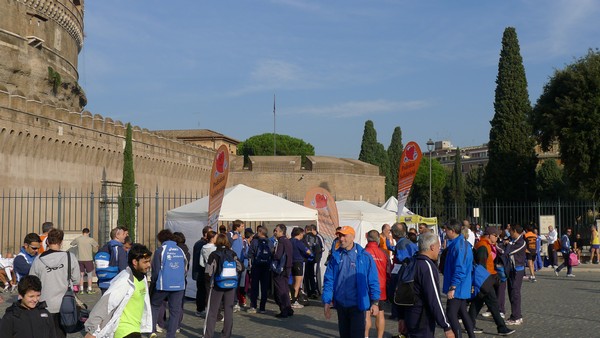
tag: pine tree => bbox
[386,127,403,199]
[118,123,136,240]
[484,27,537,202]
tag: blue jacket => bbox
[394,237,418,263]
[561,234,571,253]
[14,247,37,281]
[322,243,380,311]
[152,240,187,291]
[442,235,473,299]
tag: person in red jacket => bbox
[364,230,390,338]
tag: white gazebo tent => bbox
[165,184,318,297]
[381,196,414,215]
[336,200,397,247]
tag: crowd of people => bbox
[0,219,595,338]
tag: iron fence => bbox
[0,187,204,253]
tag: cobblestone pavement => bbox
[1,266,599,337]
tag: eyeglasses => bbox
[29,246,40,250]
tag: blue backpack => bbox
[94,244,119,287]
[214,250,239,289]
[254,238,272,266]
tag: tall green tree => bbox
[386,127,403,199]
[409,157,447,217]
[536,160,566,200]
[118,123,136,240]
[446,149,466,219]
[358,120,389,177]
[531,49,600,200]
[465,165,485,205]
[484,27,537,202]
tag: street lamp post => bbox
[427,139,434,217]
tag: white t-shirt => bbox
[467,229,476,247]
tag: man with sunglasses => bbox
[14,233,42,281]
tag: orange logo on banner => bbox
[304,187,339,246]
[208,145,230,230]
[397,141,423,216]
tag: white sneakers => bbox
[567,274,575,277]
[291,301,304,309]
[505,318,523,326]
[233,304,241,312]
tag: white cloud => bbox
[285,99,430,118]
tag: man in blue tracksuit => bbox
[150,229,187,338]
[443,219,475,338]
[98,226,129,293]
[322,226,380,338]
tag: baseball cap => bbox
[484,227,499,236]
[336,226,355,236]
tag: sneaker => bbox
[155,325,164,333]
[505,318,523,326]
[217,314,224,322]
[247,307,257,314]
[149,334,158,338]
[473,327,484,334]
[291,301,304,309]
[176,329,181,333]
[529,276,537,282]
[498,327,515,336]
[554,269,559,276]
[233,304,241,313]
[86,289,96,294]
[481,311,492,318]
[78,290,85,295]
[567,274,575,277]
[500,312,505,319]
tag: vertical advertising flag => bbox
[304,187,339,249]
[208,145,230,230]
[397,141,423,217]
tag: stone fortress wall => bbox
[0,0,385,252]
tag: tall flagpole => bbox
[273,94,276,156]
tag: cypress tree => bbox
[118,123,136,240]
[386,127,403,199]
[447,148,466,219]
[359,120,379,164]
[484,27,537,202]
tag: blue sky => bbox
[80,0,600,158]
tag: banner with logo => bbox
[208,145,230,230]
[397,141,423,217]
[304,187,339,246]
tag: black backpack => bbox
[254,239,272,266]
[59,253,89,333]
[393,257,418,306]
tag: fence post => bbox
[155,187,159,249]
[90,189,95,237]
[57,188,62,228]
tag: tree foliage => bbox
[358,120,389,177]
[409,157,447,217]
[118,123,136,240]
[484,27,537,202]
[386,127,403,199]
[536,160,566,201]
[446,149,466,219]
[465,165,485,205]
[531,49,600,199]
[237,133,315,159]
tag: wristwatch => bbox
[371,300,379,307]
[449,286,456,291]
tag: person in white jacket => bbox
[84,244,153,338]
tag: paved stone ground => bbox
[1,265,599,337]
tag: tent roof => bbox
[166,184,317,222]
[381,196,414,215]
[336,200,397,224]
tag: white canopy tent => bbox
[336,200,397,247]
[381,196,414,215]
[165,184,318,297]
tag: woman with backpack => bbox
[203,233,244,338]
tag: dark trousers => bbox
[507,269,524,320]
[196,267,206,312]
[150,290,185,338]
[469,275,507,331]
[123,333,142,338]
[250,265,270,310]
[303,261,317,296]
[548,244,558,267]
[496,280,506,313]
[337,305,366,338]
[273,272,291,313]
[556,251,573,274]
[204,287,235,338]
[446,298,475,338]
